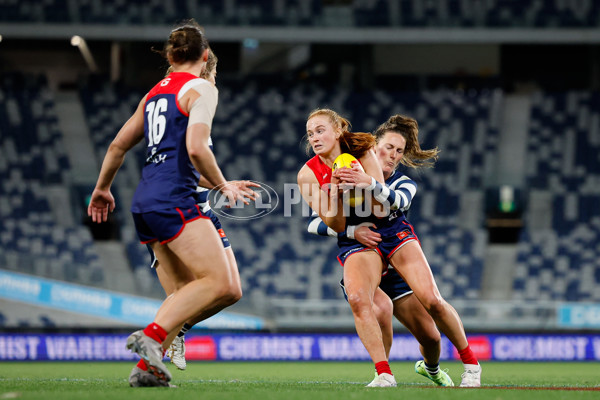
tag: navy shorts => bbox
[379,267,413,300]
[132,204,210,245]
[337,221,419,267]
[145,208,230,268]
[340,267,413,302]
[206,209,231,249]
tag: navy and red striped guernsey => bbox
[131,72,217,213]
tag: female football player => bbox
[298,108,397,387]
[307,114,453,387]
[126,49,258,386]
[298,109,481,387]
[88,20,253,386]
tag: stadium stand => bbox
[75,75,496,304]
[3,71,598,321]
[0,73,105,290]
[514,91,600,301]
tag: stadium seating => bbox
[77,75,496,303]
[0,73,105,288]
[514,221,600,302]
[514,91,600,301]
[16,70,600,312]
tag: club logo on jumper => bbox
[146,147,166,164]
[209,180,279,220]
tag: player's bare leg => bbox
[127,219,241,384]
[157,245,242,371]
[344,252,396,387]
[389,241,480,386]
[151,219,241,332]
[372,288,394,357]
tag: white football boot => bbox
[366,373,397,387]
[459,364,481,387]
[167,335,187,370]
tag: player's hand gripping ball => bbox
[333,153,365,207]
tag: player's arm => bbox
[387,175,417,212]
[335,150,415,212]
[197,175,213,189]
[183,83,252,205]
[197,176,259,201]
[307,212,381,248]
[335,149,389,215]
[306,211,362,239]
[187,122,250,205]
[307,211,339,237]
[297,165,345,233]
[88,95,147,223]
[184,85,226,188]
[186,123,233,190]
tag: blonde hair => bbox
[374,114,439,169]
[201,49,218,79]
[306,108,375,159]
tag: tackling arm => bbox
[297,165,346,233]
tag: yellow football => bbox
[332,153,364,207]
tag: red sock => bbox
[458,345,478,366]
[143,322,168,344]
[136,359,148,371]
[375,361,392,376]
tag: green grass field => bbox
[0,361,598,400]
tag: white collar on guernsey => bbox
[177,77,212,100]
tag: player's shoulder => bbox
[302,155,325,176]
[297,163,312,182]
[298,162,322,186]
[182,77,216,93]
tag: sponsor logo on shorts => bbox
[397,230,410,240]
[343,247,364,259]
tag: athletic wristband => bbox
[346,225,356,239]
[366,177,377,191]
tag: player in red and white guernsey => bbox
[298,110,481,387]
[88,21,252,387]
[298,109,397,387]
[308,115,454,387]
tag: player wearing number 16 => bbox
[87,19,253,386]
